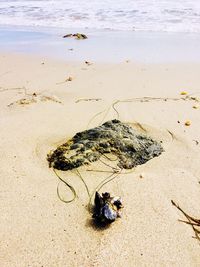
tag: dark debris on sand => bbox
[63,33,88,39]
[47,119,164,171]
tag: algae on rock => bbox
[47,120,163,171]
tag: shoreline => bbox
[1,25,200,63]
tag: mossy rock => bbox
[47,120,163,171]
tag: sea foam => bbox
[0,0,200,33]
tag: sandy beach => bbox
[1,49,200,267]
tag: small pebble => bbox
[193,105,199,109]
[180,91,188,95]
[185,121,191,126]
[66,76,73,81]
[85,61,92,65]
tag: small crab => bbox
[93,192,123,224]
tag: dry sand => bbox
[1,53,200,266]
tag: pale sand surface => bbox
[1,53,200,266]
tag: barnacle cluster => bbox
[93,192,123,223]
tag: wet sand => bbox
[1,26,200,63]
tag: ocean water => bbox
[0,0,200,33]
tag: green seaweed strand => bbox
[53,168,77,203]
[74,169,90,198]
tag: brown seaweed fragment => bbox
[63,33,88,39]
[75,98,102,103]
[47,120,163,171]
[85,61,92,65]
[8,93,62,107]
[171,200,200,241]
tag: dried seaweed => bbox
[63,33,88,39]
[111,95,200,119]
[0,71,12,77]
[56,76,73,85]
[75,98,102,103]
[171,200,200,242]
[8,94,62,107]
[0,86,28,94]
[0,86,62,106]
[77,95,200,128]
